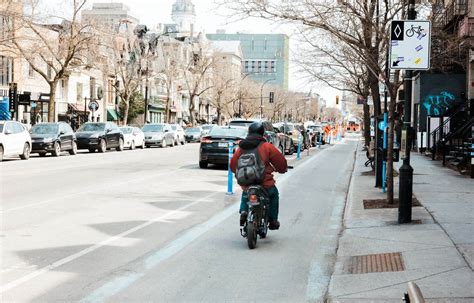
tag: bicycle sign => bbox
[389,20,431,70]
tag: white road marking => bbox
[0,191,222,294]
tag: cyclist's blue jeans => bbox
[240,186,279,220]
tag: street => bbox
[1,138,358,302]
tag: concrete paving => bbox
[1,135,356,302]
[328,141,474,302]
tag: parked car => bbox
[0,120,32,161]
[30,122,77,157]
[228,119,280,150]
[76,122,124,153]
[273,125,294,155]
[307,124,325,145]
[296,124,311,149]
[201,124,215,136]
[120,126,145,150]
[171,124,186,145]
[199,126,248,169]
[143,123,174,148]
[184,127,203,143]
[274,122,303,150]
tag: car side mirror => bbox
[60,130,66,135]
[5,129,12,135]
[165,129,169,133]
[106,128,112,133]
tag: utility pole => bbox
[260,79,274,119]
[399,0,416,224]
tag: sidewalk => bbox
[327,141,473,302]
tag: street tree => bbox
[221,0,405,203]
[183,37,216,125]
[9,0,93,122]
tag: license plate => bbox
[218,142,228,148]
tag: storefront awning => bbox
[107,108,120,121]
[148,104,165,112]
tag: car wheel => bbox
[174,139,178,146]
[116,138,124,151]
[98,139,106,153]
[130,140,136,150]
[20,143,30,160]
[52,142,61,157]
[39,152,47,157]
[161,140,166,148]
[69,141,78,155]
[199,160,208,169]
[141,140,145,149]
[0,145,4,162]
[181,138,185,145]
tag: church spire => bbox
[171,0,196,34]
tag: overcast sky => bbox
[44,0,339,106]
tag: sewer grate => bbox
[346,252,405,274]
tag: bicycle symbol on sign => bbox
[406,25,424,37]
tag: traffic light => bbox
[336,95,340,105]
[269,91,274,103]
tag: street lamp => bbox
[260,78,275,119]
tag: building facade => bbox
[207,32,290,90]
[81,2,139,32]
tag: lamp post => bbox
[260,78,275,119]
[237,73,253,117]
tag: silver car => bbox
[143,124,175,148]
[170,124,186,146]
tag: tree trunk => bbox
[123,98,130,125]
[368,70,381,117]
[165,94,171,123]
[189,94,196,126]
[363,98,371,147]
[48,82,57,122]
[386,90,397,204]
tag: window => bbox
[0,56,13,86]
[251,61,256,72]
[264,61,270,73]
[271,61,276,73]
[76,83,83,103]
[29,63,34,77]
[47,64,52,80]
[12,121,24,134]
[257,61,262,73]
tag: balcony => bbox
[443,0,467,28]
[458,17,474,37]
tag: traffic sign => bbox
[389,20,431,70]
[88,100,99,111]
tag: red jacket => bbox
[230,135,287,189]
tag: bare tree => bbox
[183,38,215,125]
[221,0,405,203]
[9,0,93,122]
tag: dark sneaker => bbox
[240,212,248,226]
[269,219,280,230]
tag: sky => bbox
[44,0,340,107]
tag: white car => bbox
[119,126,145,150]
[0,120,32,161]
[171,124,186,145]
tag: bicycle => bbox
[406,25,423,37]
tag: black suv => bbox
[75,122,124,153]
[228,119,280,149]
[30,122,77,157]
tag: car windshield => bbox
[202,125,213,130]
[78,123,106,132]
[229,121,253,127]
[208,127,248,138]
[143,124,164,132]
[171,125,177,130]
[31,124,59,134]
[186,128,201,133]
[120,128,133,134]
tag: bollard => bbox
[297,134,302,160]
[318,132,322,149]
[403,282,425,303]
[226,141,234,195]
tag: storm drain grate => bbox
[346,252,405,274]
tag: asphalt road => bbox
[0,136,359,302]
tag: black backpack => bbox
[235,143,266,186]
